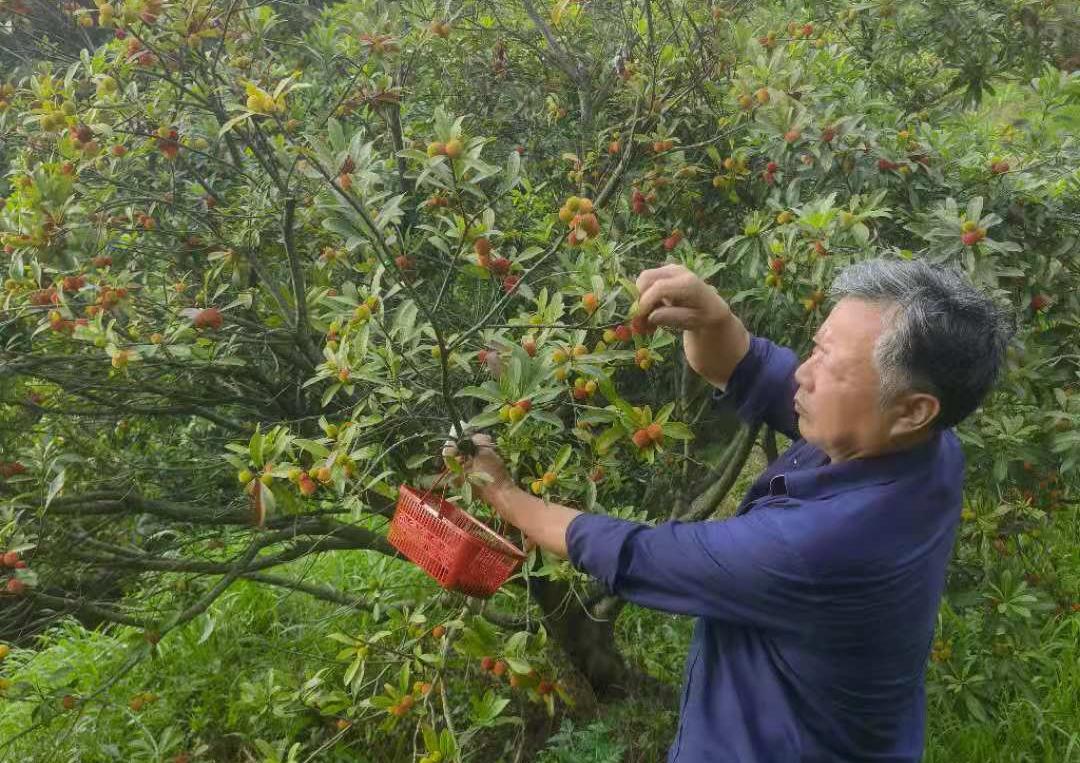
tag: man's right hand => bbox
[636,264,751,389]
[635,264,733,331]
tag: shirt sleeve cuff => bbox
[566,513,643,591]
[712,334,765,408]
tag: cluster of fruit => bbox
[389,680,432,717]
[0,461,26,479]
[0,642,11,693]
[630,188,655,215]
[530,470,558,495]
[478,655,558,695]
[631,423,665,450]
[155,126,180,160]
[128,690,160,712]
[2,550,28,595]
[426,138,464,159]
[497,398,532,423]
[960,220,986,247]
[558,196,600,247]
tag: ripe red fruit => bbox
[784,128,801,143]
[990,160,1010,175]
[501,275,520,294]
[631,429,652,449]
[802,23,813,36]
[60,275,84,292]
[537,680,554,695]
[394,254,414,271]
[474,238,491,258]
[614,324,632,342]
[62,695,77,710]
[766,161,779,173]
[490,256,510,275]
[1030,294,1049,312]
[960,229,985,246]
[608,140,620,155]
[515,399,532,412]
[646,423,664,443]
[477,349,489,365]
[821,127,836,143]
[581,293,599,314]
[298,474,317,496]
[480,656,495,671]
[493,660,507,677]
[5,578,26,595]
[877,158,897,171]
[3,552,20,567]
[663,230,683,251]
[630,314,654,336]
[431,625,446,638]
[769,258,784,274]
[193,307,223,330]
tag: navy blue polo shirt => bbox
[567,336,964,762]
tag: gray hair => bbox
[829,258,1015,429]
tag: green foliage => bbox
[0,0,1078,760]
[538,719,626,763]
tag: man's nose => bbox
[794,360,811,390]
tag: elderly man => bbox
[463,258,1013,762]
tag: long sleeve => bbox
[566,509,813,633]
[712,335,800,440]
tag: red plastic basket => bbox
[388,484,526,598]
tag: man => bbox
[459,258,1013,762]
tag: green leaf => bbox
[552,444,573,472]
[663,422,694,440]
[219,111,254,136]
[594,426,624,455]
[292,438,330,459]
[505,656,531,674]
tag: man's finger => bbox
[635,263,685,297]
[638,272,693,317]
[647,305,698,330]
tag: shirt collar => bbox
[783,430,945,499]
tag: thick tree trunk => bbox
[530,577,628,701]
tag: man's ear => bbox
[890,393,940,436]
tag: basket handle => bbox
[418,468,454,517]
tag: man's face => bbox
[793,298,896,461]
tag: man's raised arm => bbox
[637,265,800,439]
[636,264,752,390]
